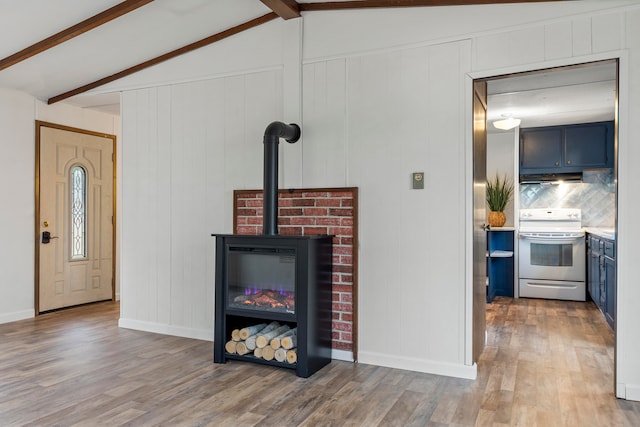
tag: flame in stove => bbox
[244,285,294,299]
[235,285,295,310]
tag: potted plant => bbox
[486,173,514,227]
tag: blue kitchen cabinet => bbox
[587,232,615,330]
[487,229,514,303]
[603,240,616,329]
[520,128,563,171]
[520,121,614,175]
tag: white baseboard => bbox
[624,383,640,401]
[358,351,477,380]
[332,349,354,362]
[118,318,213,342]
[0,309,35,325]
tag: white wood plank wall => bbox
[119,70,283,340]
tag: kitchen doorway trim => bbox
[465,50,627,398]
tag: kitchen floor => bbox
[480,296,628,425]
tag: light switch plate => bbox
[412,172,424,189]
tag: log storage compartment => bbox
[213,234,333,378]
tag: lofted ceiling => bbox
[0,0,582,117]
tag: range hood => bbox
[519,172,583,184]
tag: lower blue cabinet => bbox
[487,229,514,303]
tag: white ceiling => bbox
[0,1,618,124]
[487,60,617,133]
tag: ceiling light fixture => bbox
[493,115,521,130]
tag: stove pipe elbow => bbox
[263,122,301,236]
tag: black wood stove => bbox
[213,122,333,378]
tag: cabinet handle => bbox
[566,160,572,165]
[554,161,559,166]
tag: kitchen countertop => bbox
[585,227,616,240]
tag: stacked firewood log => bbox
[225,321,297,364]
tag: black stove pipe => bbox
[263,121,301,235]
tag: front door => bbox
[472,80,488,362]
[37,122,115,312]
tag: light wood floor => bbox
[1,298,639,426]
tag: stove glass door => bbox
[227,247,296,314]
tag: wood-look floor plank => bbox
[1,298,640,426]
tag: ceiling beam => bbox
[299,0,563,11]
[260,0,301,19]
[47,13,278,104]
[0,0,154,72]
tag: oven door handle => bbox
[519,233,584,244]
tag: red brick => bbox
[332,312,340,320]
[329,191,353,197]
[304,207,329,216]
[237,208,257,216]
[340,237,353,245]
[341,313,353,322]
[316,198,342,207]
[317,217,341,226]
[303,191,328,197]
[332,274,340,283]
[334,246,352,255]
[341,293,353,303]
[334,265,352,274]
[340,332,352,342]
[236,218,248,225]
[304,227,329,236]
[238,192,260,198]
[278,199,294,207]
[279,227,302,236]
[341,198,354,207]
[246,200,263,207]
[332,321,352,332]
[341,274,353,283]
[279,191,301,199]
[277,218,291,225]
[329,208,353,217]
[236,200,247,208]
[292,199,315,207]
[332,293,340,301]
[332,302,352,312]
[333,341,351,350]
[332,284,352,293]
[332,332,340,340]
[330,227,353,237]
[237,226,259,235]
[280,208,303,216]
[248,217,262,225]
[340,255,353,265]
[291,217,316,226]
[340,218,354,227]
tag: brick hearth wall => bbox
[234,188,358,354]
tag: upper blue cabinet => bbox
[520,121,614,176]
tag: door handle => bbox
[42,231,58,244]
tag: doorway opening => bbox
[35,121,117,314]
[473,59,618,390]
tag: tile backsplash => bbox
[519,169,615,227]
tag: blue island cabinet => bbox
[487,229,514,303]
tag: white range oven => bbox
[518,208,586,301]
